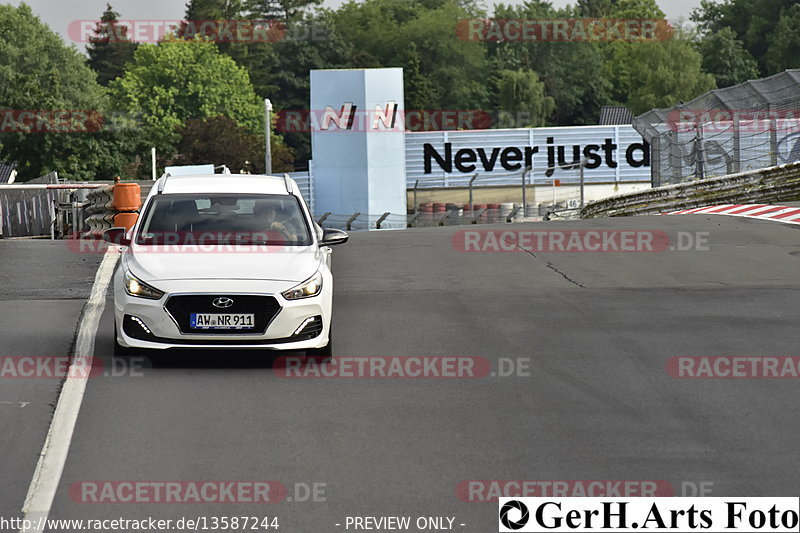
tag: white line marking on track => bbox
[19,248,118,533]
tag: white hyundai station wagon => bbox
[103,173,348,357]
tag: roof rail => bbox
[157,172,171,194]
[283,173,293,194]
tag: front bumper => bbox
[113,278,331,351]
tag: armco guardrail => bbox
[580,161,800,219]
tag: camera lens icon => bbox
[500,500,530,530]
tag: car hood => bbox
[123,245,322,283]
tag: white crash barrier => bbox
[581,161,800,218]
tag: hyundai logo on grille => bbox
[212,297,234,309]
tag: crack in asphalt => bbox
[504,236,586,288]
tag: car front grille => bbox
[165,294,281,334]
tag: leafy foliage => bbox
[489,2,612,125]
[171,115,294,173]
[0,4,137,179]
[86,3,138,86]
[109,38,265,152]
[691,0,800,76]
[697,27,759,88]
[495,69,554,127]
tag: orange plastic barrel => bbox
[113,212,139,231]
[113,183,141,212]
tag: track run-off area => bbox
[1,212,800,532]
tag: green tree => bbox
[577,0,616,17]
[176,0,338,166]
[330,0,489,111]
[0,4,135,179]
[495,69,554,127]
[249,12,354,164]
[171,115,294,172]
[604,37,716,114]
[697,27,759,88]
[86,4,138,86]
[182,0,244,25]
[403,42,440,111]
[489,2,612,125]
[576,0,666,18]
[764,4,800,74]
[691,0,799,75]
[109,38,265,155]
[608,0,664,19]
[244,0,323,21]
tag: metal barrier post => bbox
[732,113,741,174]
[470,208,486,224]
[316,212,331,225]
[506,206,521,223]
[413,180,419,214]
[697,123,706,180]
[345,212,361,231]
[521,167,531,213]
[376,212,390,229]
[406,213,420,228]
[770,116,778,166]
[468,173,478,209]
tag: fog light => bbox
[293,317,316,336]
[131,316,152,334]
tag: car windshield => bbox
[135,193,312,246]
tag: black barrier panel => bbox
[0,189,55,237]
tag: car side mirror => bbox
[102,227,131,246]
[321,228,348,246]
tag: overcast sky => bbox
[10,0,705,49]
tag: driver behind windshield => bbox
[253,200,298,242]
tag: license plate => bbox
[190,313,255,330]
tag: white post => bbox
[151,147,157,181]
[265,99,273,175]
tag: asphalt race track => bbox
[3,213,800,531]
[0,241,103,521]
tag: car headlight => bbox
[282,272,323,300]
[124,270,164,300]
